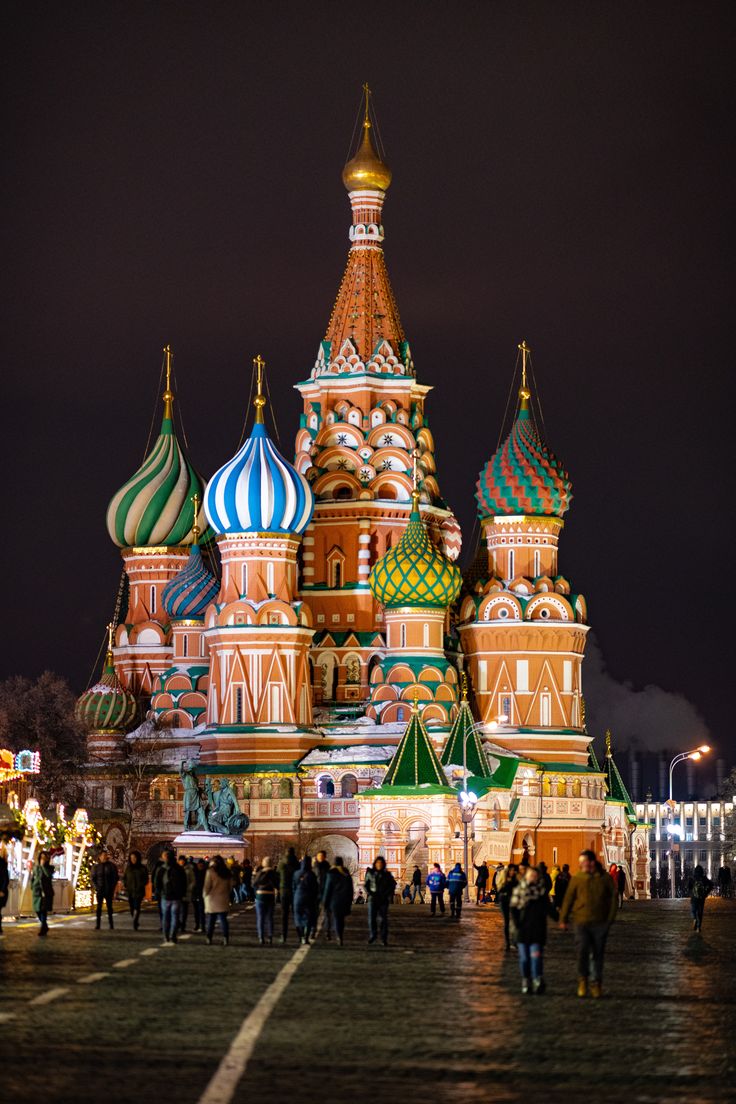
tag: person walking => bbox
[690,864,713,932]
[717,865,732,898]
[553,863,571,910]
[0,847,9,936]
[313,849,331,938]
[277,846,300,943]
[510,866,557,994]
[559,849,617,997]
[253,857,278,944]
[490,862,505,901]
[123,851,149,930]
[364,856,396,945]
[192,858,207,932]
[293,856,320,944]
[426,863,446,916]
[203,855,233,945]
[92,850,119,930]
[151,854,165,931]
[537,861,552,895]
[410,865,425,904]
[496,863,519,951]
[473,861,489,904]
[447,862,468,919]
[178,854,196,932]
[322,856,354,945]
[31,851,54,936]
[227,858,243,905]
[242,857,254,904]
[155,850,187,944]
[616,866,627,909]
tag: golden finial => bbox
[363,83,371,127]
[410,448,421,510]
[105,622,115,665]
[191,493,200,543]
[411,685,420,714]
[253,354,266,424]
[461,672,469,701]
[605,729,612,758]
[518,339,531,410]
[342,84,392,192]
[163,344,174,420]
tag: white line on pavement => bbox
[112,959,138,968]
[198,943,311,1104]
[78,972,110,984]
[179,934,192,940]
[29,987,70,1006]
[140,948,160,956]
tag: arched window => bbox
[397,706,405,722]
[340,773,358,798]
[332,560,342,588]
[279,779,293,798]
[317,775,335,798]
[540,692,551,726]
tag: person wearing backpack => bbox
[690,864,713,932]
[426,863,446,916]
[154,850,187,944]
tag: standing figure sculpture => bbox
[180,761,209,832]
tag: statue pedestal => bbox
[172,831,249,863]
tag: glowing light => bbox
[697,744,711,754]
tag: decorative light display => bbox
[0,748,41,783]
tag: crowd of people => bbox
[0,844,722,992]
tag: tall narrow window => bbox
[332,561,342,588]
[478,659,488,693]
[516,660,529,692]
[267,562,274,594]
[423,623,430,647]
[540,692,551,726]
[182,634,188,657]
[241,563,248,595]
[534,550,541,577]
[563,660,572,693]
[150,586,157,614]
[400,623,406,648]
[235,687,243,724]
[508,549,514,580]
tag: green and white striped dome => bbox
[106,400,208,549]
[76,651,137,733]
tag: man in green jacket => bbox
[559,849,617,998]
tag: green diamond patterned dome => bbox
[370,494,462,609]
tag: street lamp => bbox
[666,744,711,898]
[458,789,478,902]
[668,745,711,802]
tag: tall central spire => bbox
[321,85,407,371]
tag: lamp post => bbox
[458,790,478,902]
[667,744,711,897]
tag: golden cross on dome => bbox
[106,622,115,656]
[253,354,267,424]
[163,344,175,419]
[411,684,421,714]
[461,672,469,701]
[605,729,612,758]
[363,82,371,126]
[518,339,531,409]
[191,492,200,542]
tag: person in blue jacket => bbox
[426,863,446,916]
[447,862,468,918]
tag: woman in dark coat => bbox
[292,856,319,944]
[0,849,9,934]
[123,850,149,930]
[509,867,558,994]
[31,851,54,936]
[322,857,354,945]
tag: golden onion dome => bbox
[342,118,392,193]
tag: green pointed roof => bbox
[603,731,636,821]
[382,704,450,789]
[441,696,490,776]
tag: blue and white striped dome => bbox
[204,423,314,536]
[162,543,220,619]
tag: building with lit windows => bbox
[77,90,648,893]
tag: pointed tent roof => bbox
[603,730,636,821]
[381,702,449,789]
[441,690,490,777]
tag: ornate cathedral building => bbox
[78,91,649,895]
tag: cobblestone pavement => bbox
[1,898,734,1104]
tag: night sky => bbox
[3,4,734,766]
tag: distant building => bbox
[635,797,736,894]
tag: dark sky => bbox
[3,3,734,763]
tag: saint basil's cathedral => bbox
[77,92,650,894]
